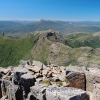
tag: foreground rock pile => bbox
[0,60,100,100]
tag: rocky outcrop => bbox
[28,84,89,100]
[0,60,93,100]
[66,65,100,100]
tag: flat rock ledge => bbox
[1,60,99,100]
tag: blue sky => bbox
[0,0,100,21]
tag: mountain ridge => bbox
[1,20,100,37]
[1,31,100,67]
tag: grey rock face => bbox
[32,60,46,69]
[28,84,47,100]
[21,73,35,98]
[28,84,89,100]
[46,86,89,100]
[8,84,22,100]
[13,67,27,85]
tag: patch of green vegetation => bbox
[65,33,100,48]
[42,80,51,85]
[56,81,63,87]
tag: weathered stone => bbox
[85,72,95,92]
[0,95,8,100]
[93,83,100,100]
[28,84,47,100]
[28,84,89,100]
[57,74,65,81]
[29,66,42,73]
[8,84,23,100]
[0,67,11,75]
[32,60,46,69]
[21,73,35,98]
[66,65,87,73]
[66,71,86,90]
[13,67,27,85]
[85,68,100,92]
[46,86,89,100]
[1,80,11,97]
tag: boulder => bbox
[66,71,86,90]
[66,65,87,73]
[1,80,11,97]
[28,84,47,100]
[85,68,100,92]
[8,84,23,100]
[46,86,89,100]
[13,67,27,85]
[29,66,42,73]
[21,73,35,98]
[28,84,89,100]
[93,83,100,100]
[32,60,46,69]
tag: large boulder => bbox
[28,84,89,100]
[66,71,86,90]
[32,60,46,69]
[13,67,27,85]
[46,86,89,100]
[21,73,35,98]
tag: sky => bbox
[0,0,100,21]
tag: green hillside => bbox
[0,35,36,67]
[31,31,100,68]
[1,31,100,68]
[65,32,100,48]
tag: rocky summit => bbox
[1,60,100,100]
